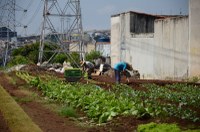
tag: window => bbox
[130,13,156,34]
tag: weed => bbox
[14,97,33,103]
[59,106,77,118]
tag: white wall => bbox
[111,15,121,67]
[111,12,189,79]
[189,0,200,76]
[154,17,189,79]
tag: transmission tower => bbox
[0,0,25,66]
[38,0,85,65]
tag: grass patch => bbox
[137,122,181,132]
[14,96,33,103]
[59,106,78,118]
[0,85,42,132]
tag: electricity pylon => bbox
[0,0,25,66]
[38,0,85,65]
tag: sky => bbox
[12,0,189,36]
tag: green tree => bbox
[85,50,102,62]
[11,42,56,64]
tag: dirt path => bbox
[0,112,10,132]
[0,72,85,132]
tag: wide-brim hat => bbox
[80,60,85,66]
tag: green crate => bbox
[64,68,82,82]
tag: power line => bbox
[26,0,42,26]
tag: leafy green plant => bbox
[17,72,200,124]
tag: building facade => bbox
[111,0,200,79]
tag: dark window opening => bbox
[130,13,157,34]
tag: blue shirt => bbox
[114,62,127,71]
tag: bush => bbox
[69,52,80,68]
[53,53,68,64]
[85,50,102,62]
[7,55,30,67]
[11,42,56,64]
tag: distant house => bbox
[111,0,200,79]
[92,31,111,57]
[0,27,17,41]
[17,35,40,46]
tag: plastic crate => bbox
[64,68,82,82]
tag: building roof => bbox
[111,10,187,19]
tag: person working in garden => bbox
[113,61,133,83]
[80,60,94,79]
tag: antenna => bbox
[38,0,85,66]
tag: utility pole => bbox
[38,0,85,65]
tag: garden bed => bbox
[0,64,200,131]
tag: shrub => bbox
[7,55,30,67]
[69,52,80,68]
[11,42,56,64]
[53,53,68,63]
[85,50,102,62]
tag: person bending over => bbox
[113,61,133,83]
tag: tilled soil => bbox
[0,72,85,132]
[0,64,200,131]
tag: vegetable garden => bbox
[14,67,200,131]
[1,64,200,131]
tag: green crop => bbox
[17,72,200,123]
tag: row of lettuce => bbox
[16,71,200,123]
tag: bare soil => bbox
[0,112,10,132]
[0,64,200,132]
[0,72,85,132]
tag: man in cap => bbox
[80,60,95,79]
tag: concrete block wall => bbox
[189,0,200,77]
[111,0,200,79]
[111,13,189,79]
[154,17,189,79]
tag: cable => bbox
[18,0,42,36]
[25,0,42,26]
[18,0,34,24]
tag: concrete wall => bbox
[154,17,189,79]
[111,12,189,79]
[111,15,121,66]
[189,0,200,76]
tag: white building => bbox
[111,0,200,79]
